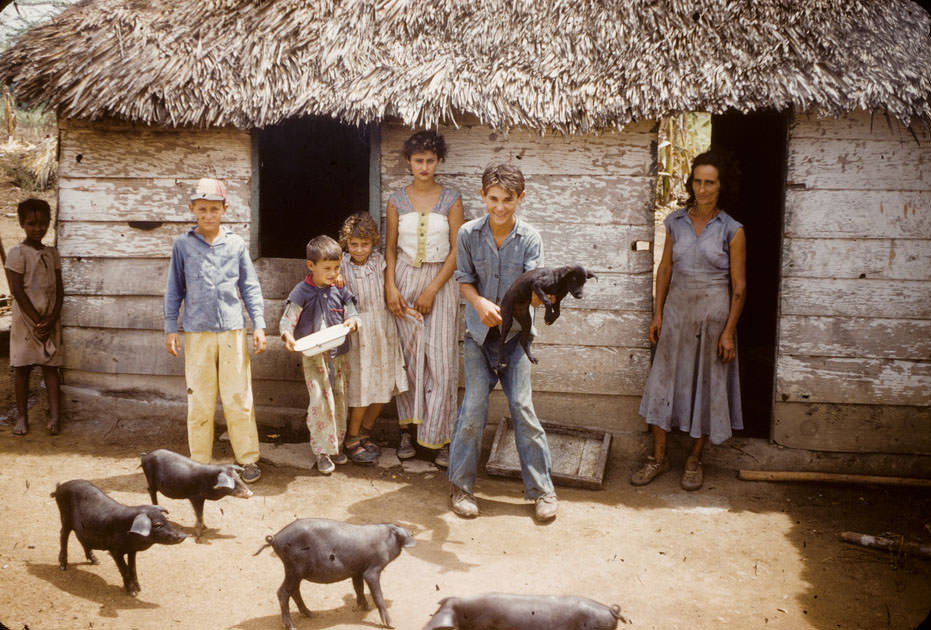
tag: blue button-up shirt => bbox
[164,227,266,334]
[454,215,544,345]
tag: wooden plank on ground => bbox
[779,278,931,319]
[778,315,931,361]
[773,400,931,454]
[58,177,252,223]
[782,237,931,281]
[775,355,931,406]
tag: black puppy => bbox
[499,265,596,369]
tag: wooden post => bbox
[738,469,931,488]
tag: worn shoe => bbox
[630,456,671,486]
[359,435,381,455]
[332,452,349,465]
[534,494,558,522]
[680,457,704,491]
[397,431,416,459]
[316,453,335,475]
[450,485,479,518]
[345,440,378,464]
[434,445,449,468]
[241,463,262,484]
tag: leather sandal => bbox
[630,456,670,486]
[680,457,703,491]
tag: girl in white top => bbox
[338,213,408,464]
[384,131,464,465]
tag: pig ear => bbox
[130,513,152,537]
[396,526,416,548]
[214,471,236,490]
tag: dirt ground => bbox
[0,171,929,630]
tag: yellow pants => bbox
[184,329,260,465]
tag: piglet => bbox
[424,593,630,629]
[141,449,253,537]
[254,518,415,629]
[53,479,186,596]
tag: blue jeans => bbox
[448,331,555,500]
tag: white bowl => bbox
[293,324,348,357]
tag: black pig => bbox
[53,479,186,596]
[254,518,415,629]
[498,265,596,369]
[141,449,253,537]
[424,593,629,629]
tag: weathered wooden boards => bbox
[381,121,657,430]
[775,112,931,453]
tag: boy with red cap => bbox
[164,178,266,483]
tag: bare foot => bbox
[12,418,28,436]
[47,418,60,435]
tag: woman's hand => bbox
[475,297,502,327]
[344,317,360,333]
[414,287,437,315]
[281,331,296,352]
[648,314,662,345]
[718,330,737,363]
[385,283,407,318]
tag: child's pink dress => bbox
[6,243,62,367]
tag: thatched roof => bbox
[2,0,930,131]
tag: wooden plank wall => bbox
[380,121,657,434]
[775,111,931,454]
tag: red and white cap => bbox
[190,178,227,202]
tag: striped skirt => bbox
[394,256,459,448]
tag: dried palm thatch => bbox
[0,0,929,132]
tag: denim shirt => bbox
[455,215,543,345]
[164,227,266,334]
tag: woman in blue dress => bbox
[632,151,747,491]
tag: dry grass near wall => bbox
[1,105,58,192]
[652,113,711,285]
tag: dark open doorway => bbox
[711,110,788,438]
[258,117,371,258]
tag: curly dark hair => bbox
[402,130,448,161]
[339,213,380,250]
[17,198,51,225]
[305,235,342,263]
[685,151,741,212]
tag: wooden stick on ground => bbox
[738,470,931,488]
[840,531,931,560]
